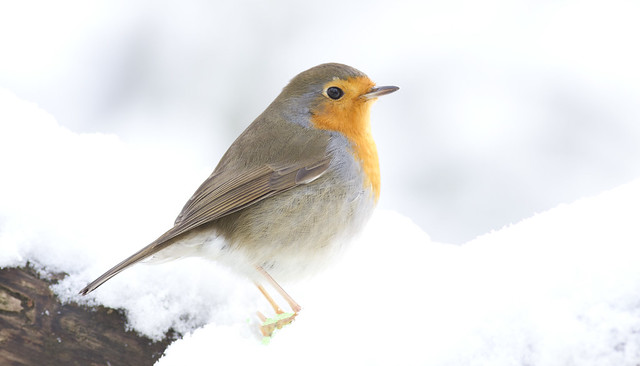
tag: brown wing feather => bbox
[169,158,330,240]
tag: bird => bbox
[79,63,398,336]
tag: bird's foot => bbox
[257,310,297,338]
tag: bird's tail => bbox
[78,239,172,295]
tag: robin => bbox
[79,63,398,336]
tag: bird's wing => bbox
[170,157,332,239]
[79,156,331,295]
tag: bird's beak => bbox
[362,85,399,100]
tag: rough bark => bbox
[0,265,172,366]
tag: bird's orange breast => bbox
[310,76,381,201]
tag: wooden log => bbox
[0,265,173,366]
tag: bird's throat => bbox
[311,99,380,201]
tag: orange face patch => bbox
[310,76,381,201]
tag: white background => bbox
[2,0,639,243]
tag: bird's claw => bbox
[257,311,297,338]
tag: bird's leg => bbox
[255,265,302,313]
[256,310,267,323]
[255,283,284,314]
[255,266,300,337]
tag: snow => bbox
[2,90,640,365]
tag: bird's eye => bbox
[326,86,344,100]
